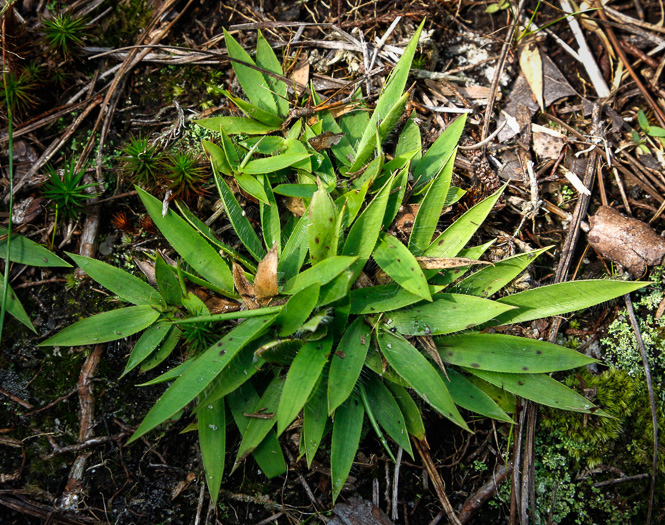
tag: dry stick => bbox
[624,294,658,525]
[391,446,403,522]
[481,0,529,142]
[594,0,665,127]
[458,462,514,523]
[412,437,462,525]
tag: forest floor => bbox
[1,0,665,523]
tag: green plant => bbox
[161,152,208,200]
[119,136,165,187]
[0,71,37,112]
[39,24,649,506]
[637,109,665,147]
[42,12,88,57]
[42,160,99,246]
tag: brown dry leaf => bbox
[328,102,363,119]
[533,128,566,160]
[284,196,306,216]
[292,57,310,95]
[204,296,241,315]
[254,244,279,302]
[415,257,492,270]
[308,131,345,152]
[232,261,259,309]
[418,336,448,379]
[171,472,196,500]
[519,39,544,111]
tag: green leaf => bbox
[349,283,443,314]
[281,255,357,295]
[413,114,466,191]
[395,111,422,166]
[259,175,281,253]
[235,173,270,205]
[467,369,608,415]
[235,373,283,464]
[363,374,413,457]
[331,396,364,502]
[445,369,514,423]
[387,294,515,336]
[647,126,665,138]
[424,185,505,258]
[227,382,287,478]
[224,29,279,115]
[198,397,226,504]
[317,270,355,306]
[492,280,649,326]
[273,184,318,198]
[377,330,469,430]
[437,333,596,373]
[122,322,170,376]
[337,89,369,149]
[139,325,181,372]
[0,230,70,267]
[154,255,182,306]
[638,109,651,132]
[277,334,332,435]
[386,383,426,440]
[308,180,338,265]
[466,375,516,414]
[342,175,393,279]
[137,188,234,292]
[40,305,160,346]
[255,30,289,117]
[409,152,455,255]
[278,214,310,282]
[451,247,550,297]
[202,139,232,176]
[328,317,372,414]
[0,282,35,332]
[382,166,410,229]
[302,377,328,467]
[213,168,266,262]
[221,89,283,127]
[69,253,164,307]
[138,360,193,386]
[195,117,280,135]
[129,315,276,442]
[373,233,431,301]
[241,153,312,175]
[275,283,320,337]
[348,21,425,171]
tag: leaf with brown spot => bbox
[415,257,492,270]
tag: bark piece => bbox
[588,206,665,276]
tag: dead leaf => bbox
[533,129,566,160]
[519,39,544,111]
[254,244,279,302]
[232,261,259,309]
[415,257,492,270]
[284,196,306,216]
[308,131,345,151]
[292,57,309,95]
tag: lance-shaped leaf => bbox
[424,185,505,259]
[363,374,413,457]
[328,317,372,414]
[275,283,320,337]
[445,369,514,423]
[437,333,597,373]
[467,375,516,414]
[69,253,164,307]
[377,330,469,430]
[223,29,279,115]
[373,233,431,301]
[122,322,171,376]
[413,114,466,191]
[227,382,287,478]
[259,175,281,253]
[0,230,70,267]
[235,373,284,465]
[129,315,276,442]
[220,89,283,127]
[255,30,289,117]
[467,369,609,415]
[492,280,649,326]
[409,150,455,255]
[195,116,280,135]
[278,214,310,282]
[139,325,181,372]
[241,153,312,175]
[137,187,234,292]
[386,294,515,336]
[155,255,182,306]
[235,173,270,205]
[349,283,444,314]
[40,305,160,346]
[451,247,550,297]
[331,396,364,502]
[302,377,328,467]
[396,111,422,164]
[348,21,425,171]
[277,334,332,435]
[0,282,35,332]
[309,180,338,265]
[281,255,357,295]
[198,397,226,504]
[213,167,266,263]
[386,383,426,440]
[203,140,232,176]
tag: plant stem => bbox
[51,206,59,250]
